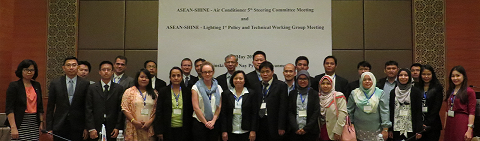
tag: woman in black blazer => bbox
[388,68,423,141]
[220,70,258,141]
[415,65,443,141]
[5,59,44,140]
[288,70,320,141]
[154,67,193,141]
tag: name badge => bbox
[141,108,149,115]
[299,110,307,117]
[422,107,428,113]
[261,103,267,109]
[364,105,372,113]
[448,110,455,117]
[173,109,182,115]
[400,109,408,116]
[233,109,241,115]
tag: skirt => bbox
[12,113,39,141]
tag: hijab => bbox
[295,70,311,95]
[319,75,335,116]
[352,72,382,113]
[395,68,412,103]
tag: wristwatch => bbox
[468,124,474,128]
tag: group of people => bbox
[4,50,476,141]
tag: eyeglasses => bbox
[146,65,156,69]
[23,69,35,73]
[202,71,214,75]
[298,78,309,81]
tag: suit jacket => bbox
[154,85,193,140]
[246,70,278,91]
[118,74,134,91]
[4,79,44,128]
[388,87,423,134]
[376,77,388,90]
[312,73,349,94]
[85,81,124,135]
[181,75,199,89]
[154,77,167,94]
[345,80,360,99]
[253,79,288,134]
[220,88,258,133]
[216,72,230,91]
[288,88,320,134]
[46,76,90,132]
[417,84,443,131]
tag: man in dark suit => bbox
[112,55,134,91]
[180,58,199,88]
[377,61,399,94]
[144,60,167,92]
[47,56,90,141]
[216,54,238,91]
[345,61,371,98]
[246,51,278,90]
[312,56,349,94]
[254,61,288,141]
[86,61,124,141]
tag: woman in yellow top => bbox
[121,69,157,141]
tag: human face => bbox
[114,58,127,74]
[411,66,421,79]
[201,65,214,81]
[77,64,90,78]
[232,73,245,88]
[195,61,204,74]
[22,65,35,80]
[296,60,309,72]
[181,60,192,75]
[362,75,373,89]
[421,69,432,83]
[283,64,296,81]
[138,72,150,88]
[320,79,332,93]
[99,64,113,81]
[146,62,157,76]
[63,59,78,77]
[398,71,409,85]
[224,56,238,73]
[451,70,464,87]
[252,54,266,70]
[384,65,398,78]
[170,69,183,85]
[297,75,309,88]
[260,67,273,82]
[324,58,336,74]
[357,66,370,76]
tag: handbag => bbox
[333,92,357,141]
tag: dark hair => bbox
[134,69,156,99]
[410,63,422,69]
[144,60,156,68]
[384,61,398,68]
[115,55,128,64]
[63,56,78,65]
[253,51,266,60]
[15,59,39,80]
[169,66,184,77]
[78,61,91,72]
[181,58,192,65]
[230,70,250,88]
[417,64,442,91]
[323,56,337,65]
[194,58,206,66]
[98,61,114,70]
[259,61,274,72]
[397,68,412,84]
[446,66,469,103]
[295,56,309,66]
[357,61,372,70]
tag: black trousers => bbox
[193,120,220,141]
[256,116,283,141]
[227,132,249,141]
[164,127,187,141]
[54,120,84,141]
[418,129,441,141]
[289,133,317,141]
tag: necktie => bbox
[262,81,270,98]
[68,80,74,104]
[104,85,109,98]
[259,82,269,118]
[185,76,189,87]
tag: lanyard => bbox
[263,85,272,100]
[233,94,243,103]
[137,88,146,106]
[363,89,376,104]
[450,92,456,109]
[113,77,121,83]
[172,85,181,107]
[423,91,427,99]
[298,88,309,109]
